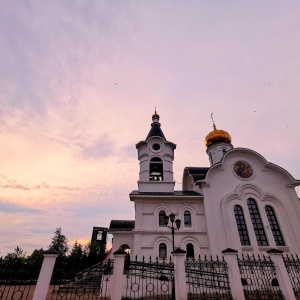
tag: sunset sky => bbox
[0,1,300,256]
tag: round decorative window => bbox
[233,161,253,179]
[152,143,161,151]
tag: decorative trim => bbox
[138,153,149,159]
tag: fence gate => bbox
[50,258,114,300]
[123,255,174,300]
[283,253,300,297]
[237,254,284,300]
[185,256,233,300]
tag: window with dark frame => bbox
[247,198,268,246]
[159,243,167,259]
[184,210,192,226]
[265,205,285,246]
[159,210,166,226]
[234,205,251,245]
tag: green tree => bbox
[4,246,26,260]
[49,227,68,257]
[28,248,44,279]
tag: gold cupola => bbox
[204,114,232,147]
[152,110,160,120]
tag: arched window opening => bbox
[159,210,166,226]
[186,243,194,259]
[234,205,250,246]
[222,149,226,155]
[159,243,167,259]
[149,157,163,181]
[247,198,268,246]
[119,244,131,254]
[209,153,213,164]
[184,210,192,226]
[265,206,285,246]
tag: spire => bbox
[211,112,216,130]
[146,110,166,141]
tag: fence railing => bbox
[2,248,299,299]
[283,253,300,297]
[185,256,233,300]
[237,254,285,300]
[0,257,41,300]
[49,258,114,300]
[123,254,174,300]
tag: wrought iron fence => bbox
[0,257,40,300]
[283,253,300,296]
[50,258,114,300]
[237,254,284,300]
[123,254,174,300]
[185,256,232,300]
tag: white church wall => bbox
[201,148,300,256]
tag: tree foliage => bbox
[49,227,68,257]
[1,228,108,280]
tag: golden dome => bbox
[204,128,232,147]
[152,110,160,120]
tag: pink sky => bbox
[0,1,299,256]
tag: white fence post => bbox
[111,249,127,300]
[222,248,245,300]
[172,248,187,300]
[266,249,296,300]
[32,248,58,300]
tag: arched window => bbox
[234,205,250,245]
[159,210,166,226]
[184,210,192,226]
[209,153,213,164]
[247,199,268,246]
[265,206,285,246]
[186,243,194,259]
[149,157,163,181]
[119,244,131,254]
[159,243,167,259]
[222,149,226,155]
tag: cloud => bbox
[82,136,116,159]
[0,200,42,214]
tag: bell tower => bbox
[136,111,176,193]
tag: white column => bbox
[32,248,58,300]
[172,248,187,300]
[267,249,296,300]
[111,249,127,300]
[222,248,245,300]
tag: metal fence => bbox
[123,255,174,300]
[185,256,232,300]
[283,253,300,297]
[50,258,114,300]
[0,257,41,300]
[237,254,284,300]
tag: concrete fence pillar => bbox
[111,249,127,300]
[222,248,245,300]
[267,249,296,300]
[32,248,58,300]
[172,248,187,300]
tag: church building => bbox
[109,112,300,259]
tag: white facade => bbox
[109,113,300,259]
